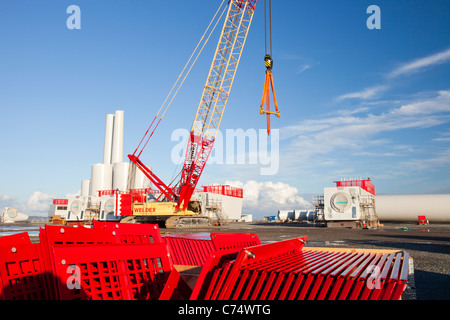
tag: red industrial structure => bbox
[334,179,375,195]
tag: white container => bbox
[66,196,87,221]
[90,163,113,196]
[99,194,118,221]
[323,186,374,221]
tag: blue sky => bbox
[1,0,449,217]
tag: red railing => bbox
[202,185,244,198]
[52,199,68,205]
[334,179,375,195]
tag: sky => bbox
[0,0,449,218]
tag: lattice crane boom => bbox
[127,0,257,219]
[177,0,257,210]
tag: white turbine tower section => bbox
[111,110,124,164]
[113,162,129,191]
[87,110,125,196]
[103,113,114,165]
[81,179,90,197]
[90,163,113,196]
[134,166,152,189]
[376,194,450,223]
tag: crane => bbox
[125,0,258,228]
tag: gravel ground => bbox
[161,221,450,300]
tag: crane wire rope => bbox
[264,0,272,57]
[261,0,280,134]
[133,0,228,158]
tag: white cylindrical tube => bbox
[103,114,114,165]
[113,162,129,191]
[376,194,450,223]
[111,110,124,164]
[81,179,90,197]
[90,163,113,196]
[133,165,152,189]
[278,210,295,221]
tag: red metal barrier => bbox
[190,237,307,300]
[164,233,215,266]
[92,220,163,244]
[0,243,51,300]
[0,232,31,246]
[189,239,410,301]
[0,224,410,301]
[163,232,261,266]
[51,242,172,300]
[210,232,261,250]
[159,267,197,300]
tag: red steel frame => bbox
[128,154,176,202]
[177,133,215,211]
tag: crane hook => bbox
[260,0,279,135]
[260,55,280,135]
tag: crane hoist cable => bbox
[132,0,228,158]
[260,0,280,135]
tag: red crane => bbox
[125,0,258,227]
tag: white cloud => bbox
[388,48,450,78]
[335,107,370,116]
[337,49,450,102]
[225,180,311,218]
[280,89,450,168]
[277,53,319,74]
[26,191,55,212]
[399,150,450,172]
[0,191,55,217]
[336,85,388,101]
[0,194,15,208]
[297,61,319,74]
[390,90,450,116]
[297,64,313,74]
[433,130,450,142]
[66,190,81,198]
